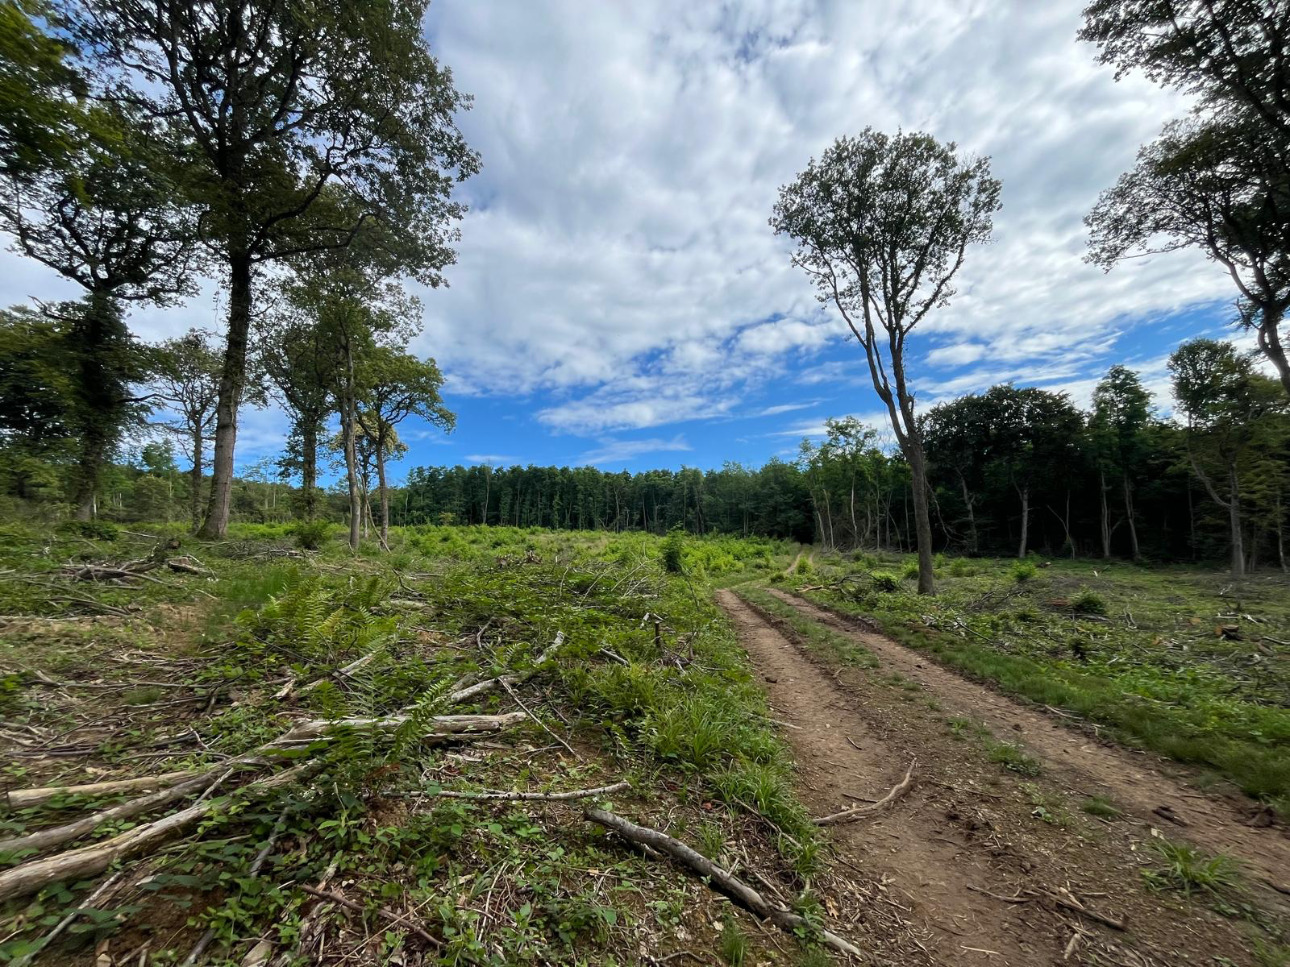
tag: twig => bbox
[500,678,580,760]
[586,807,862,959]
[297,885,441,948]
[416,780,628,802]
[815,760,916,826]
[12,870,124,967]
[966,883,1030,904]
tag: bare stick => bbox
[1048,893,1126,931]
[297,885,441,948]
[11,870,124,967]
[418,781,628,802]
[0,764,314,903]
[500,679,579,760]
[815,760,916,826]
[4,770,202,808]
[585,807,862,959]
[181,805,291,966]
[447,631,565,705]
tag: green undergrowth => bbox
[778,551,1290,814]
[0,525,827,965]
[735,586,878,668]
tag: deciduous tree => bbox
[772,129,1001,592]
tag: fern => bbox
[389,677,456,761]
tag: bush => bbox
[292,520,331,550]
[1010,560,1037,583]
[870,571,900,593]
[794,555,813,576]
[902,560,920,580]
[57,519,119,542]
[661,529,686,574]
[1071,590,1108,616]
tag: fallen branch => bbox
[272,712,526,747]
[417,780,628,802]
[275,648,384,701]
[1050,894,1125,931]
[585,807,862,959]
[297,885,441,948]
[11,870,124,967]
[814,760,916,826]
[0,763,315,903]
[3,769,202,808]
[447,631,566,705]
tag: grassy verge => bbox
[0,523,832,965]
[776,551,1290,813]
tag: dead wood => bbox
[416,780,629,802]
[814,760,916,826]
[585,807,862,959]
[447,631,566,706]
[0,763,315,903]
[275,648,383,701]
[3,769,202,808]
[11,870,124,967]
[297,885,441,948]
[1048,893,1126,931]
[271,711,526,747]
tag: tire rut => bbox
[766,587,1290,898]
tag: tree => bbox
[152,330,222,530]
[1168,338,1287,576]
[0,0,86,177]
[73,0,481,538]
[355,347,453,550]
[258,308,342,521]
[1079,0,1290,161]
[1088,117,1290,396]
[0,101,194,518]
[772,129,1001,593]
[1090,365,1154,558]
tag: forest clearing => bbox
[0,524,1286,965]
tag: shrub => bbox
[58,519,119,542]
[902,560,920,580]
[794,555,813,575]
[1010,560,1037,583]
[1143,840,1238,896]
[661,529,686,574]
[870,571,900,593]
[1071,589,1108,616]
[292,520,331,550]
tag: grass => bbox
[1143,839,1240,897]
[0,522,825,964]
[783,551,1290,813]
[1081,795,1123,819]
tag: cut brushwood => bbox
[3,770,202,808]
[585,807,862,959]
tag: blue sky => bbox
[0,1,1251,477]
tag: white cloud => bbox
[579,435,693,464]
[0,0,1242,455]
[756,400,822,417]
[465,454,516,465]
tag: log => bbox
[815,760,916,826]
[585,807,862,959]
[415,780,629,802]
[272,712,526,746]
[0,764,315,903]
[0,772,222,856]
[4,770,202,808]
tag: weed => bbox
[720,915,750,966]
[870,571,900,593]
[1143,839,1239,896]
[1010,560,1037,583]
[986,741,1042,777]
[1081,796,1122,819]
[1070,589,1108,616]
[292,519,331,550]
[661,529,686,574]
[902,560,920,580]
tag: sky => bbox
[0,0,1254,477]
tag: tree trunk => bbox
[1017,483,1030,559]
[198,250,252,539]
[341,342,361,550]
[959,474,977,554]
[376,441,390,551]
[1228,465,1245,578]
[300,422,318,520]
[907,443,935,595]
[1123,477,1140,560]
[189,427,203,531]
[1099,470,1111,558]
[70,294,121,521]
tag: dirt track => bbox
[716,587,1288,967]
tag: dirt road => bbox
[716,587,1287,967]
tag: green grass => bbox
[736,586,878,669]
[1081,795,1122,819]
[1143,839,1240,897]
[784,552,1290,812]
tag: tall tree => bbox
[354,347,453,550]
[73,0,480,538]
[257,308,341,521]
[0,0,86,177]
[772,129,1001,593]
[1168,338,1287,576]
[152,330,221,530]
[0,100,194,518]
[1090,365,1154,558]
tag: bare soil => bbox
[716,588,1286,967]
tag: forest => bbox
[1,0,1289,966]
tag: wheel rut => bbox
[764,587,1290,898]
[717,587,1287,967]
